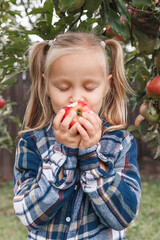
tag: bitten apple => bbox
[62,101,93,128]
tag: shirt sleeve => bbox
[13,132,78,230]
[78,130,141,231]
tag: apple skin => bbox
[0,98,5,108]
[146,76,160,100]
[62,101,93,128]
[135,114,145,126]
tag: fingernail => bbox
[82,112,87,117]
[70,110,76,116]
[60,109,65,114]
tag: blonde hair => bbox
[19,31,133,135]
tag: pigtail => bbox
[101,39,133,131]
[20,41,52,134]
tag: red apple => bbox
[152,0,159,4]
[0,98,5,108]
[62,101,93,128]
[146,76,160,100]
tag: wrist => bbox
[54,141,78,170]
[78,145,100,171]
[54,141,78,156]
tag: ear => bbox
[103,74,112,97]
[42,73,50,97]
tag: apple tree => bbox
[0,0,30,151]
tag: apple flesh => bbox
[62,101,93,128]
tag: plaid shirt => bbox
[13,121,141,240]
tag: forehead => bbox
[47,48,107,77]
[49,52,105,77]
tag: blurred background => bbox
[0,0,160,239]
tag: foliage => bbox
[0,0,30,151]
[1,0,160,156]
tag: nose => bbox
[69,89,84,103]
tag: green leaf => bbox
[0,136,10,143]
[127,125,141,138]
[59,0,78,10]
[116,0,131,26]
[44,0,53,25]
[1,73,18,87]
[132,0,152,8]
[108,9,130,41]
[8,116,21,126]
[84,0,102,13]
[7,10,22,17]
[28,8,44,15]
[154,145,160,159]
[139,119,148,136]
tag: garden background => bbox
[0,0,160,239]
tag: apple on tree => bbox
[139,100,160,123]
[146,76,160,100]
[0,98,5,108]
[62,101,93,129]
[134,114,145,126]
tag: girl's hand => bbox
[53,109,81,149]
[77,111,102,150]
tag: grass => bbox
[126,175,160,240]
[0,175,160,240]
[0,181,27,240]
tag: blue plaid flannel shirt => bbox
[13,121,141,240]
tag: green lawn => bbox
[0,176,160,240]
[126,175,160,240]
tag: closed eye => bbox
[84,84,98,91]
[58,87,70,91]
[84,87,96,91]
[56,84,70,91]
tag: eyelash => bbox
[58,86,96,92]
[84,87,96,91]
[58,87,70,91]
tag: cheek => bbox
[50,94,67,114]
[90,98,104,114]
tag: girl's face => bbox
[46,52,109,115]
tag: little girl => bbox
[13,32,141,240]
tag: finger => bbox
[92,113,102,128]
[60,111,76,131]
[77,123,89,141]
[78,117,95,136]
[83,112,102,130]
[53,109,65,129]
[69,121,79,136]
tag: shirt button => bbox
[66,217,71,223]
